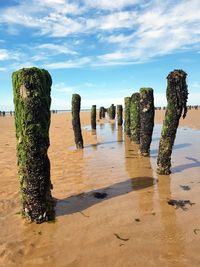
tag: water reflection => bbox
[99,123,105,130]
[91,129,97,135]
[124,134,156,212]
[110,122,116,133]
[117,126,123,143]
[158,175,187,265]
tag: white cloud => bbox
[40,14,84,37]
[0,67,7,71]
[0,49,23,61]
[53,82,75,93]
[44,57,91,69]
[1,0,200,68]
[94,0,200,65]
[85,0,141,10]
[38,43,78,55]
[0,49,10,60]
[86,11,137,31]
[35,0,81,14]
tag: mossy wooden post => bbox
[99,107,103,119]
[108,104,115,120]
[124,97,131,136]
[117,105,123,126]
[91,105,96,130]
[139,88,154,156]
[102,107,106,118]
[130,93,140,144]
[157,70,188,175]
[72,94,84,149]
[99,107,105,119]
[12,67,54,223]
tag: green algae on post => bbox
[108,104,116,120]
[139,88,154,156]
[157,70,188,175]
[99,106,106,119]
[117,105,123,126]
[130,93,140,144]
[91,105,96,130]
[12,67,55,224]
[72,94,84,149]
[124,97,131,136]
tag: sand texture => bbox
[0,110,200,267]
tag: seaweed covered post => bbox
[130,93,140,144]
[124,97,131,136]
[12,67,54,223]
[102,107,106,119]
[99,106,106,119]
[139,88,154,156]
[108,104,115,120]
[91,105,96,130]
[157,70,188,175]
[117,105,123,126]
[72,94,84,149]
[99,107,103,119]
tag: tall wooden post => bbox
[157,70,188,174]
[91,105,96,130]
[130,93,140,144]
[72,94,84,149]
[124,97,131,136]
[117,105,123,126]
[12,67,54,223]
[139,88,154,156]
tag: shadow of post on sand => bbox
[56,176,157,217]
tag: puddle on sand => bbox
[55,121,200,266]
[58,121,200,220]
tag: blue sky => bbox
[0,0,200,110]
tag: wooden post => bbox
[130,93,140,144]
[139,88,154,156]
[91,105,96,130]
[124,97,131,136]
[157,70,188,174]
[72,94,84,149]
[117,105,123,126]
[12,67,55,223]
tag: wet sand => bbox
[155,109,200,130]
[0,110,200,267]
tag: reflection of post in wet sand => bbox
[99,123,105,130]
[158,175,187,266]
[91,129,96,135]
[124,134,155,212]
[110,122,116,133]
[117,125,123,143]
[90,129,98,151]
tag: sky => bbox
[0,0,200,110]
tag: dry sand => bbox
[0,110,200,267]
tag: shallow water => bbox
[1,116,200,267]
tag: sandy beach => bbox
[0,110,200,267]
